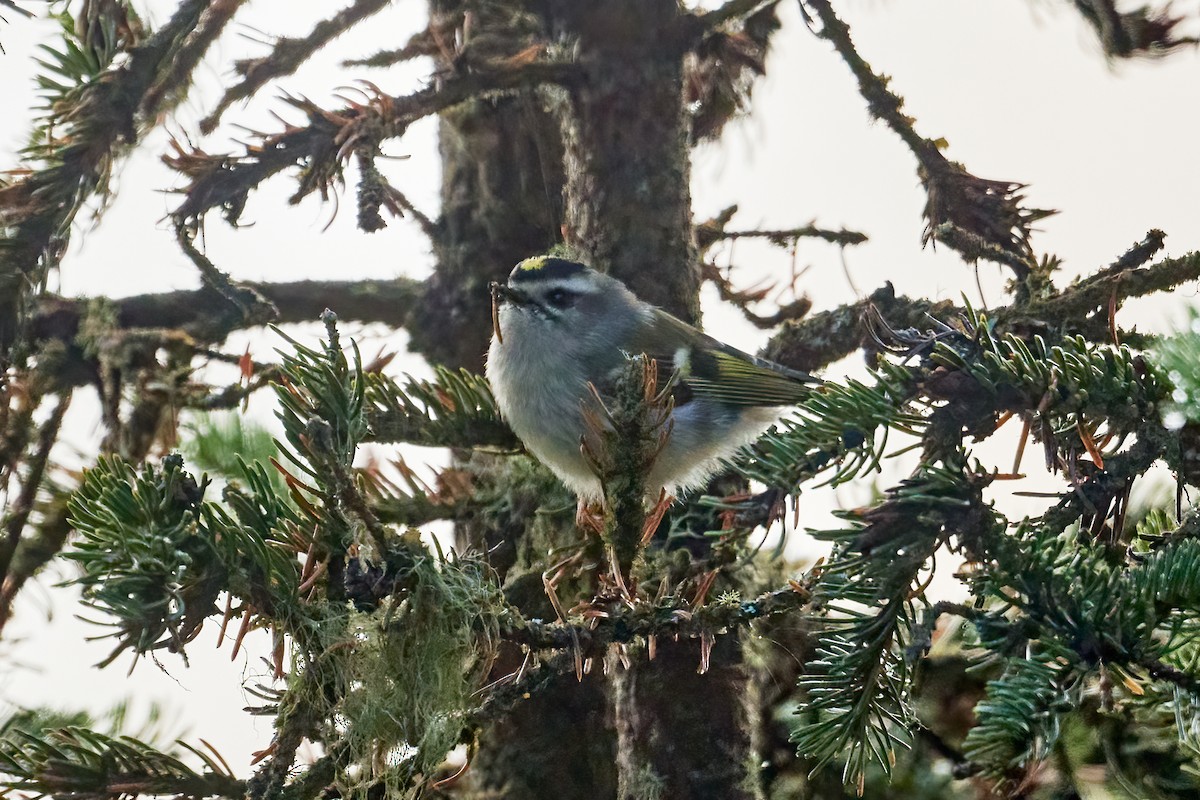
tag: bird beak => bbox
[489,282,528,306]
[489,282,529,345]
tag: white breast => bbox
[486,309,603,498]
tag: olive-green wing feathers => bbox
[625,312,820,408]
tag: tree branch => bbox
[170,61,582,225]
[500,581,812,656]
[0,393,70,584]
[139,0,249,116]
[201,0,392,133]
[1030,247,1200,324]
[762,245,1200,374]
[763,283,955,372]
[802,0,1053,273]
[1070,0,1198,57]
[706,224,867,247]
[31,277,424,347]
[0,0,229,360]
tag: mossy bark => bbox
[550,3,758,797]
[610,637,762,800]
[552,0,701,324]
[409,0,564,373]
[408,93,563,371]
[429,2,760,795]
[418,4,618,797]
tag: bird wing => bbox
[625,312,820,408]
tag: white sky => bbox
[2,0,1199,774]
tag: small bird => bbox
[486,256,820,499]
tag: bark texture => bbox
[546,4,756,797]
[553,0,701,323]
[409,93,564,370]
[610,637,760,800]
[416,4,619,797]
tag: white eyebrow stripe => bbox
[538,276,597,294]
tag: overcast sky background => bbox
[2,0,1199,771]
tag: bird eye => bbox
[545,288,576,309]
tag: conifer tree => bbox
[2,2,1200,799]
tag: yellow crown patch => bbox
[516,256,549,272]
[509,256,588,284]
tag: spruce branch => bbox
[0,726,245,800]
[581,354,674,594]
[169,60,582,227]
[738,362,922,491]
[364,365,517,449]
[930,222,1039,277]
[175,225,278,328]
[701,259,814,329]
[962,651,1075,782]
[762,243,1200,375]
[272,312,387,555]
[138,0,249,117]
[364,462,474,528]
[930,315,1165,450]
[0,0,230,362]
[32,277,425,350]
[1070,0,1199,57]
[200,0,392,133]
[1028,249,1200,333]
[802,0,1053,274]
[500,581,812,655]
[699,222,868,250]
[342,22,443,68]
[953,482,1200,783]
[792,460,998,788]
[763,283,955,372]
[0,391,69,584]
[66,453,305,664]
[66,454,215,664]
[685,1,783,139]
[0,476,72,631]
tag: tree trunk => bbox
[551,3,758,797]
[419,5,619,798]
[426,2,759,795]
[611,637,761,800]
[553,0,701,323]
[410,91,564,371]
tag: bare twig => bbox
[171,60,582,225]
[175,226,278,326]
[700,261,812,329]
[707,224,867,248]
[201,0,392,133]
[803,0,1053,273]
[0,393,71,584]
[698,0,777,30]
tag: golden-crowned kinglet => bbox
[486,257,821,499]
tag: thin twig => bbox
[172,60,582,224]
[201,0,391,133]
[698,0,776,29]
[0,393,71,585]
[708,224,867,248]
